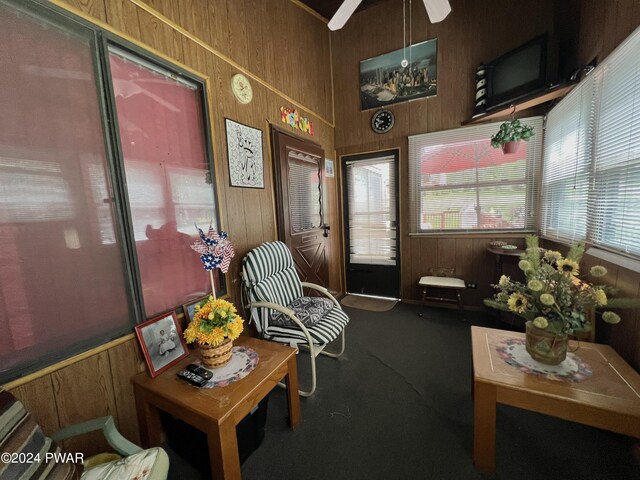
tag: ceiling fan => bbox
[328,0,451,31]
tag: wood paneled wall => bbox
[332,0,556,304]
[8,0,338,456]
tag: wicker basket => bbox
[199,338,233,368]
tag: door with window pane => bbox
[272,130,329,287]
[343,151,399,298]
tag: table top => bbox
[132,336,297,424]
[486,246,525,257]
[471,326,640,416]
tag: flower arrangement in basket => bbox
[484,236,639,365]
[183,225,244,368]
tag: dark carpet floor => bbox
[163,303,640,480]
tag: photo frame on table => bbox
[225,118,264,188]
[135,312,189,378]
[182,294,209,323]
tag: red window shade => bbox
[0,5,133,378]
[108,49,219,316]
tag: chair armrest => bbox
[249,301,312,336]
[50,416,142,456]
[300,282,341,309]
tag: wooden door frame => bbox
[339,147,401,297]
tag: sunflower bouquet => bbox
[183,296,244,347]
[484,236,634,336]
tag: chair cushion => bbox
[270,297,334,327]
[419,276,466,289]
[0,391,80,480]
[81,447,168,480]
[265,306,349,345]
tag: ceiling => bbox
[299,0,386,21]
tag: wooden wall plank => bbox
[107,338,147,445]
[10,376,60,436]
[58,0,107,22]
[51,351,117,455]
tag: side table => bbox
[132,336,301,480]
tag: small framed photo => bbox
[325,159,335,178]
[182,294,208,323]
[135,312,189,378]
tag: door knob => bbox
[322,224,331,237]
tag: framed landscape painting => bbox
[359,38,438,110]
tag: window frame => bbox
[0,0,224,382]
[98,34,225,321]
[408,117,543,235]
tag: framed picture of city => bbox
[359,38,438,110]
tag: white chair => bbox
[242,241,348,397]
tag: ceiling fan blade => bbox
[328,0,364,31]
[422,0,451,23]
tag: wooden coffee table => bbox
[132,336,301,480]
[471,326,640,473]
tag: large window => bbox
[542,26,640,258]
[0,0,220,382]
[408,118,543,233]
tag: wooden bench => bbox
[419,268,465,311]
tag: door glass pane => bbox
[346,157,396,265]
[108,47,219,316]
[0,3,132,379]
[287,150,322,232]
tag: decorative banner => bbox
[191,225,235,298]
[280,106,314,136]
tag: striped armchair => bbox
[242,241,348,396]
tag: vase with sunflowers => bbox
[484,236,637,365]
[185,225,243,368]
[184,296,244,368]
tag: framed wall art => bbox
[359,38,438,110]
[135,312,189,377]
[225,118,264,188]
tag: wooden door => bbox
[272,129,329,287]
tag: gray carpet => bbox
[163,303,640,479]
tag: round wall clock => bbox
[371,109,394,134]
[231,73,253,104]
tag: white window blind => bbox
[590,28,640,257]
[542,25,640,258]
[346,155,397,265]
[540,74,595,242]
[408,117,543,233]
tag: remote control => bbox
[177,369,208,387]
[186,363,213,380]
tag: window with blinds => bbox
[345,155,397,265]
[540,75,595,242]
[408,117,543,233]
[542,25,640,258]
[287,150,322,232]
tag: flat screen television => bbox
[485,34,555,110]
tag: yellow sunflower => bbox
[507,293,528,314]
[557,258,579,277]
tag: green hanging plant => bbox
[490,119,535,149]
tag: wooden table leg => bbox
[473,380,497,473]
[285,356,302,430]
[133,385,163,448]
[207,420,241,480]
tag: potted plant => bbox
[484,236,639,365]
[183,295,244,368]
[490,118,534,154]
[186,225,243,368]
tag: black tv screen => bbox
[487,34,548,109]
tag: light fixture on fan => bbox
[328,0,451,31]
